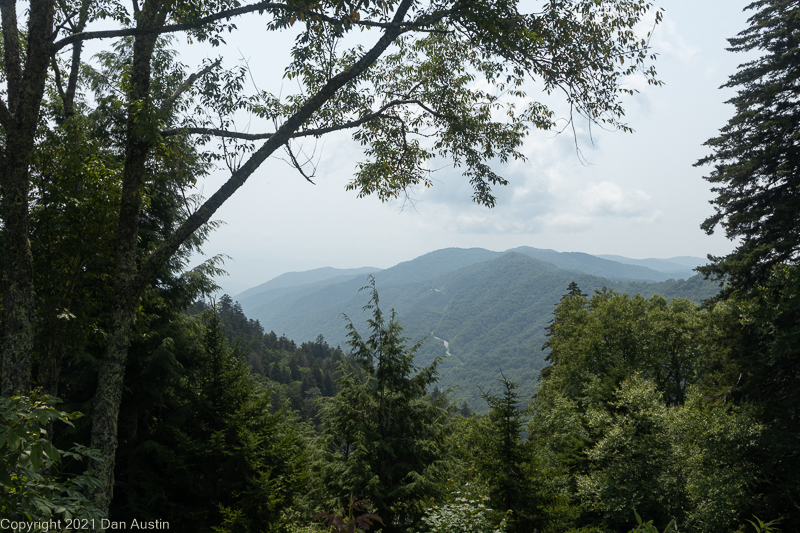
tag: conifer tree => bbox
[477,377,537,533]
[112,309,308,532]
[314,277,448,532]
[697,0,800,291]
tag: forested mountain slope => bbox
[235,249,718,408]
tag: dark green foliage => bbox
[110,310,308,532]
[197,295,345,422]
[476,377,537,532]
[696,0,800,291]
[0,395,104,521]
[313,278,449,532]
[706,265,800,529]
[692,3,800,526]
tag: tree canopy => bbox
[1,0,662,513]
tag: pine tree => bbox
[696,0,800,291]
[314,277,448,532]
[477,376,537,533]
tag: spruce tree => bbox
[314,277,448,532]
[696,0,800,291]
[477,377,537,533]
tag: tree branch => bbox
[160,59,221,116]
[54,1,276,51]
[161,127,274,140]
[1,0,22,110]
[53,1,405,52]
[62,0,92,117]
[160,98,454,140]
[53,0,470,53]
[134,0,415,296]
[51,57,69,106]
[285,142,316,184]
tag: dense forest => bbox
[6,270,797,532]
[2,0,799,531]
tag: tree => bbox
[476,376,537,533]
[313,277,448,532]
[702,265,800,528]
[111,309,308,532]
[542,289,708,407]
[694,3,800,525]
[1,0,662,512]
[696,0,800,292]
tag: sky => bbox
[180,0,757,296]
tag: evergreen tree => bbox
[541,282,589,380]
[111,309,308,532]
[694,3,800,526]
[696,0,800,291]
[477,376,537,533]
[313,277,448,532]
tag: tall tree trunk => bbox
[88,1,167,513]
[86,0,411,514]
[1,0,55,396]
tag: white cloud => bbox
[649,14,699,65]
[581,181,651,217]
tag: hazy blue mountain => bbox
[370,247,504,287]
[595,254,706,276]
[508,246,684,281]
[234,248,719,410]
[236,266,381,301]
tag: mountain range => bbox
[234,248,716,409]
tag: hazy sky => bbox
[183,0,757,296]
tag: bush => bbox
[420,493,508,533]
[0,394,104,522]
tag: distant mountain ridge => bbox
[233,247,717,409]
[236,266,381,301]
[595,254,705,276]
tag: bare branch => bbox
[51,57,69,105]
[285,142,316,184]
[160,98,453,140]
[160,58,222,115]
[52,10,79,36]
[161,127,274,140]
[62,0,92,117]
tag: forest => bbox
[1,0,799,531]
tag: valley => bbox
[233,247,716,408]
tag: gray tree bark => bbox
[1,0,55,396]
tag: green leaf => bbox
[0,458,13,487]
[42,441,61,462]
[30,443,44,470]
